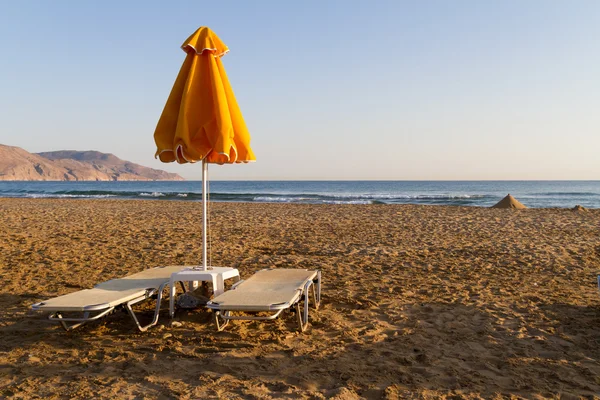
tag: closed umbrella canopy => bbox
[154,26,255,165]
[153,27,255,271]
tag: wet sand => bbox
[1,198,599,399]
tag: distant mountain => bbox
[0,145,184,181]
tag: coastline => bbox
[1,180,599,208]
[1,198,599,398]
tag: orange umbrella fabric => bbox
[154,27,255,165]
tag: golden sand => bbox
[491,194,527,209]
[1,198,599,398]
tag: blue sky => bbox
[0,1,598,180]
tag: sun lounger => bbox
[206,268,321,332]
[31,265,185,332]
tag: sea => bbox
[0,181,599,209]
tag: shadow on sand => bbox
[2,297,600,398]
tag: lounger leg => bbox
[296,272,322,332]
[313,271,321,309]
[304,283,310,328]
[50,308,114,331]
[296,303,307,332]
[55,312,90,331]
[214,311,230,332]
[293,281,311,332]
[125,283,167,332]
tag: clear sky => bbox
[0,1,598,180]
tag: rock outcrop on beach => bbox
[0,144,184,181]
[491,194,527,209]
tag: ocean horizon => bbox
[1,180,599,209]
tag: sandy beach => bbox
[1,198,599,399]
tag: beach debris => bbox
[176,291,209,309]
[162,333,173,339]
[170,321,183,328]
[572,205,588,212]
[491,194,527,209]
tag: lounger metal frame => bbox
[209,270,321,332]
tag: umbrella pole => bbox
[202,159,208,271]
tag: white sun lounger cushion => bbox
[32,288,147,312]
[32,266,185,312]
[208,269,318,311]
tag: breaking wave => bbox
[9,189,494,205]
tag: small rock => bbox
[203,371,223,379]
[162,333,173,339]
[28,356,41,363]
[170,321,183,328]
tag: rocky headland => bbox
[0,144,183,181]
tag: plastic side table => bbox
[169,266,240,318]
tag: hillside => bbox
[0,145,184,181]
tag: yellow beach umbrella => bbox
[154,26,255,270]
